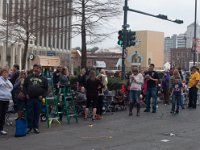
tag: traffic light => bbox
[127,31,136,47]
[118,30,123,46]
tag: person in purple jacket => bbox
[161,71,170,105]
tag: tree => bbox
[3,0,72,69]
[72,0,122,68]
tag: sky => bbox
[71,0,200,49]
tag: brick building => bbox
[170,48,200,70]
[71,50,122,70]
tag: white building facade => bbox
[0,0,72,69]
[164,22,200,66]
[185,23,200,48]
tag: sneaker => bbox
[129,112,133,116]
[152,110,156,113]
[27,128,32,134]
[144,109,150,112]
[33,128,40,134]
[0,130,7,135]
[175,110,179,114]
[95,115,101,120]
[170,111,174,114]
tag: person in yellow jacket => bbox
[188,66,200,109]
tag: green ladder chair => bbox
[57,86,78,124]
[45,78,60,128]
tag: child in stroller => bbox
[75,86,87,116]
[112,89,126,111]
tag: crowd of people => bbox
[127,64,200,117]
[0,62,200,137]
[0,64,48,135]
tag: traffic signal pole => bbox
[122,0,128,80]
[193,0,197,66]
[121,0,183,80]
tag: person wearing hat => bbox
[188,66,200,109]
[23,64,48,134]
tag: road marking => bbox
[160,139,170,142]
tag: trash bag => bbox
[15,118,27,137]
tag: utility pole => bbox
[5,0,9,66]
[121,0,128,80]
[121,0,183,80]
[193,0,197,65]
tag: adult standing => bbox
[0,68,13,135]
[10,64,20,110]
[98,69,108,92]
[129,67,144,116]
[13,71,26,117]
[144,64,159,113]
[161,71,170,105]
[85,70,102,121]
[188,66,200,109]
[10,64,20,85]
[23,64,48,134]
[77,68,87,90]
[59,67,70,88]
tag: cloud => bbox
[72,0,200,49]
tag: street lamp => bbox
[193,0,197,65]
[5,0,9,66]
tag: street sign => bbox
[47,51,56,56]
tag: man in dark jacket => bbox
[10,64,20,110]
[10,64,20,85]
[144,64,159,113]
[23,64,48,134]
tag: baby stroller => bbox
[40,99,48,122]
[74,90,87,117]
[111,90,126,111]
[5,100,15,126]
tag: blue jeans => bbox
[129,90,141,104]
[172,94,184,108]
[171,94,181,111]
[146,87,157,112]
[27,98,42,129]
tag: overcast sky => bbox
[72,0,199,49]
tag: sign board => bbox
[31,56,60,67]
[47,51,56,56]
[93,61,106,68]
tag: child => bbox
[171,77,183,114]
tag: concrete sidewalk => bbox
[1,104,200,150]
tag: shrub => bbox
[70,76,127,91]
[107,77,126,91]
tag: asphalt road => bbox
[0,104,200,150]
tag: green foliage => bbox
[73,68,80,76]
[69,76,78,90]
[69,76,126,91]
[107,77,126,91]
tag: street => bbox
[0,104,200,150]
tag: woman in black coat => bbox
[85,70,102,120]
